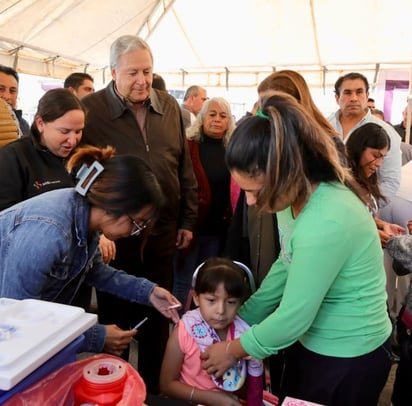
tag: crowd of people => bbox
[1,34,412,406]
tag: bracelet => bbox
[189,386,195,403]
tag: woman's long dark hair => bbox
[66,145,164,253]
[226,92,368,211]
[66,145,164,218]
[346,122,390,204]
[31,88,86,141]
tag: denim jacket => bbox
[0,188,156,352]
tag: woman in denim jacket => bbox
[0,145,181,354]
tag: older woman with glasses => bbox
[0,145,181,356]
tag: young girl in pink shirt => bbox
[160,257,266,406]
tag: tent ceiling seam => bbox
[170,6,204,67]
[309,0,322,86]
[0,36,89,65]
[138,0,176,39]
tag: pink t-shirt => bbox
[176,309,264,406]
[177,319,221,391]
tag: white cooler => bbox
[0,298,97,392]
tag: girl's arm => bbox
[160,327,242,406]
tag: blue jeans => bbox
[173,235,221,313]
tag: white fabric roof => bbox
[0,0,411,89]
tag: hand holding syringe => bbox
[131,303,180,331]
[132,317,148,331]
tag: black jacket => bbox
[0,134,73,210]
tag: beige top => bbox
[0,98,19,148]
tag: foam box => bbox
[0,335,84,404]
[0,298,97,391]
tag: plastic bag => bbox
[4,354,146,406]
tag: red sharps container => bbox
[74,358,127,406]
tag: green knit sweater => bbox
[239,182,391,359]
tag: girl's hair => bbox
[31,88,86,140]
[66,145,164,218]
[346,122,391,203]
[186,97,236,146]
[194,257,251,302]
[257,70,339,137]
[226,92,367,211]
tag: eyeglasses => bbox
[129,216,152,236]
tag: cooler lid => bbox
[0,298,97,390]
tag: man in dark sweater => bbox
[81,35,198,394]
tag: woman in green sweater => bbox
[201,93,392,406]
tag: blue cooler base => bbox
[0,335,84,404]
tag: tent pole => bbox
[9,45,23,70]
[180,69,186,88]
[406,59,412,145]
[322,66,327,95]
[225,67,229,91]
[406,97,412,145]
[371,63,380,93]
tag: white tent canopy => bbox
[0,0,411,90]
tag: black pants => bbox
[280,340,392,406]
[268,352,285,395]
[391,308,412,406]
[97,229,176,394]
